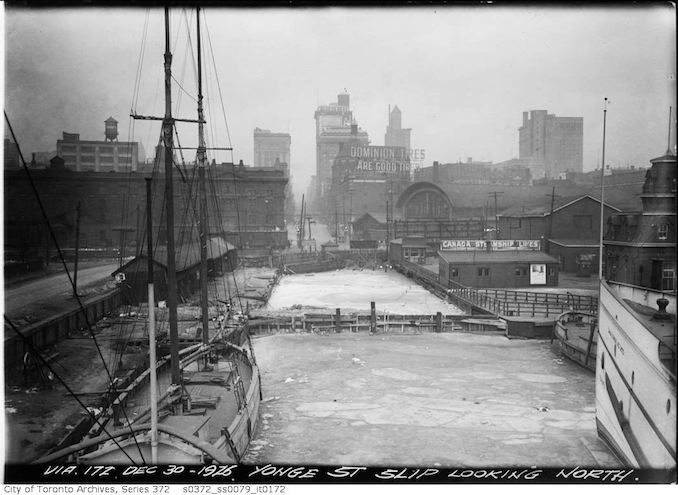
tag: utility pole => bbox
[73,201,81,298]
[488,191,504,239]
[136,204,141,256]
[545,186,561,254]
[348,187,354,244]
[298,194,305,248]
[386,199,390,246]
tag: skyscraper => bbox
[519,110,583,179]
[384,105,411,150]
[314,93,368,211]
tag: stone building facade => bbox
[253,128,291,169]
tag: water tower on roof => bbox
[104,117,119,142]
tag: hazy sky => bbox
[3,4,676,199]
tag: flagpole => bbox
[598,98,608,281]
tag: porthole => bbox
[668,400,671,415]
[631,371,634,385]
[601,352,605,370]
[614,345,617,357]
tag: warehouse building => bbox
[437,240,559,288]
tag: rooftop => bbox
[438,250,559,264]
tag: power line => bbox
[5,316,141,464]
[4,111,148,463]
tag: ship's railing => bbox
[33,423,235,464]
[391,259,598,318]
[445,280,597,318]
[608,280,677,314]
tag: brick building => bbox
[438,243,559,289]
[519,110,583,179]
[56,118,144,172]
[331,141,411,237]
[391,181,484,244]
[4,162,288,261]
[604,152,676,290]
[497,195,621,274]
[3,139,21,169]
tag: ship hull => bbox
[595,281,676,469]
[554,311,597,372]
[35,328,262,464]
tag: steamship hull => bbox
[595,280,676,468]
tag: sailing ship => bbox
[35,7,261,464]
[595,145,676,468]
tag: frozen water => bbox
[266,269,463,314]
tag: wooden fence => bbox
[393,259,598,319]
[247,312,503,335]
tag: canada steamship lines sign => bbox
[440,239,541,251]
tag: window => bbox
[662,261,675,291]
[658,223,669,240]
[515,267,528,276]
[449,267,459,278]
[477,267,490,277]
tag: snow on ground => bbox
[265,269,463,315]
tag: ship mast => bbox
[196,7,209,348]
[145,178,159,464]
[162,7,181,384]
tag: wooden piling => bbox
[370,302,376,333]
